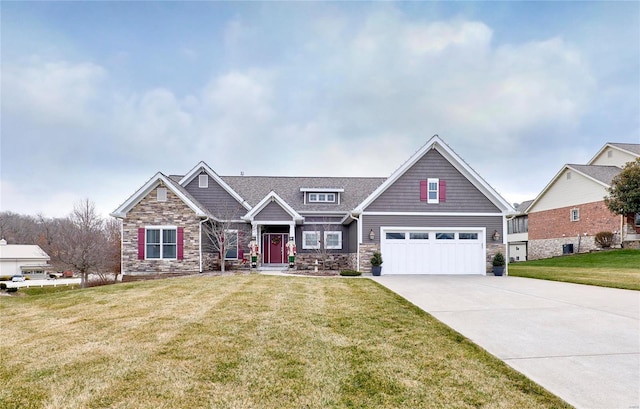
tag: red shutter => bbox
[177,227,184,260]
[439,180,446,202]
[138,228,145,260]
[238,230,244,260]
[420,180,427,201]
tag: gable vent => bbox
[199,174,209,188]
[157,187,167,202]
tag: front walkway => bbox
[371,275,640,409]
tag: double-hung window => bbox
[324,231,342,249]
[302,231,320,249]
[427,178,439,204]
[224,230,238,259]
[146,227,177,259]
[570,208,580,222]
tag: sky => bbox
[2,1,639,219]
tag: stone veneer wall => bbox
[358,243,379,273]
[529,236,599,260]
[294,253,354,271]
[486,243,507,273]
[123,187,201,275]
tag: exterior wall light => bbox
[369,229,375,240]
[492,230,501,242]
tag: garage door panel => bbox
[381,229,485,275]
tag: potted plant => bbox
[492,252,506,276]
[371,251,383,276]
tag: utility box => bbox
[562,244,574,254]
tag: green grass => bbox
[0,275,570,409]
[510,249,640,290]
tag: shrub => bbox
[340,270,362,276]
[371,251,383,267]
[492,252,506,267]
[595,231,614,248]
[0,276,11,281]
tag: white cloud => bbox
[2,58,106,125]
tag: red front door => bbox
[263,234,288,264]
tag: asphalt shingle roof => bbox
[568,164,622,185]
[221,176,386,213]
[609,143,640,155]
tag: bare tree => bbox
[54,199,106,288]
[307,221,343,271]
[201,207,249,272]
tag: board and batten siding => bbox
[361,214,503,245]
[184,174,246,219]
[365,149,500,213]
[254,201,294,221]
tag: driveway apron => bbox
[371,275,640,409]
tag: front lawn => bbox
[509,249,640,290]
[0,275,569,409]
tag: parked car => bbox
[11,274,26,282]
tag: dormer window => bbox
[309,193,335,203]
[300,188,344,204]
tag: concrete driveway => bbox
[371,275,639,409]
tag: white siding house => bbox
[0,239,51,277]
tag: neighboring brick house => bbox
[111,135,514,278]
[525,142,640,260]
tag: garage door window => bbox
[459,233,478,240]
[386,232,405,240]
[435,232,455,240]
[409,232,429,240]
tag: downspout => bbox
[199,217,210,273]
[348,213,361,271]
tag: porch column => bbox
[289,223,295,239]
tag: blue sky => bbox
[2,1,639,218]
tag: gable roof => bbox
[525,164,620,213]
[179,161,251,211]
[587,142,640,165]
[353,135,514,214]
[0,241,50,261]
[110,172,209,218]
[241,191,304,222]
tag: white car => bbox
[11,275,26,282]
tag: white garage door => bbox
[380,228,485,275]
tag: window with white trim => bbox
[324,231,342,249]
[223,230,238,259]
[303,231,320,249]
[308,193,336,203]
[146,227,176,259]
[570,208,580,222]
[199,174,209,188]
[427,178,439,204]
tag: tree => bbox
[201,207,248,272]
[605,158,640,216]
[54,199,106,288]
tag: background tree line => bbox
[0,199,120,287]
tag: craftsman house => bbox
[525,142,640,260]
[111,135,514,278]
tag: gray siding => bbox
[348,221,358,253]
[303,216,343,223]
[295,225,350,254]
[185,173,246,219]
[255,201,293,221]
[361,214,503,245]
[365,149,500,213]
